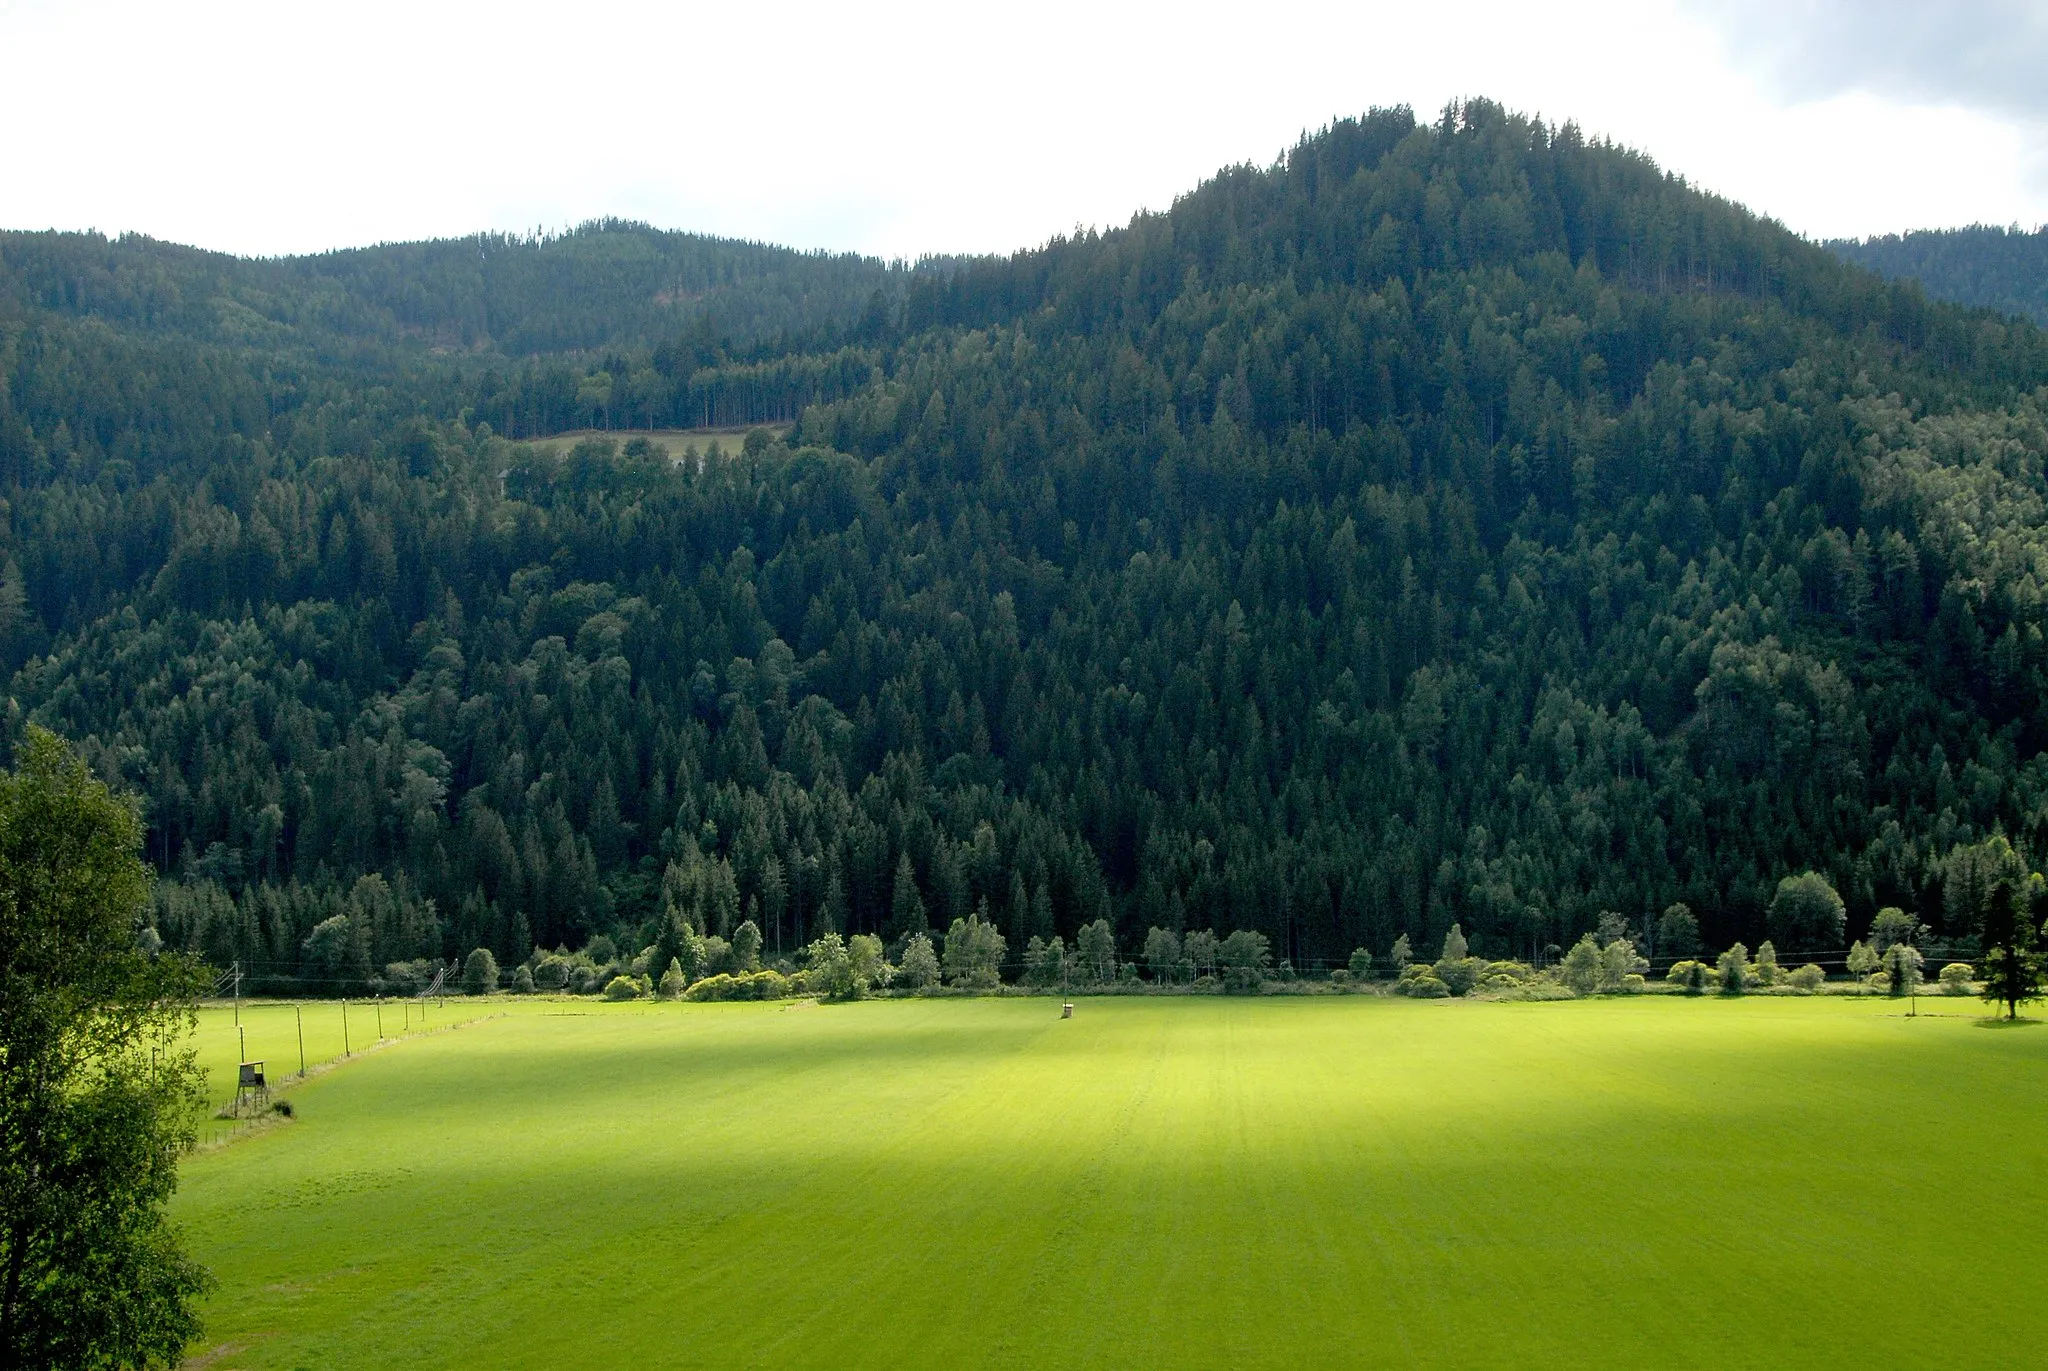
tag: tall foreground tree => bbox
[1979,878,2046,1021]
[0,729,211,1368]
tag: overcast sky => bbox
[3,0,2045,261]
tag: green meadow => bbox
[188,998,498,1130]
[176,996,2048,1368]
[518,424,792,461]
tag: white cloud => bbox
[2,0,2043,260]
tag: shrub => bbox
[1191,974,1220,993]
[1866,972,1892,993]
[1348,947,1374,980]
[461,948,499,995]
[1434,956,1485,996]
[657,958,685,999]
[1884,942,1925,997]
[533,955,571,990]
[683,969,792,1002]
[511,965,535,994]
[747,969,792,1000]
[1939,962,1976,995]
[1717,944,1750,995]
[1395,965,1451,998]
[685,973,736,1002]
[377,959,438,996]
[1484,960,1532,983]
[1753,941,1781,988]
[1788,964,1825,993]
[1561,935,1601,995]
[569,964,601,995]
[1221,965,1265,994]
[1666,960,1708,995]
[1330,969,1353,987]
[1620,974,1646,994]
[602,975,642,1001]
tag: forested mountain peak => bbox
[4,98,2047,988]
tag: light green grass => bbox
[189,998,502,1127]
[519,425,792,461]
[174,996,2048,1368]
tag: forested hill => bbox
[1830,225,2048,328]
[5,98,2048,989]
[0,220,917,464]
[0,219,904,353]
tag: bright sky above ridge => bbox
[4,0,2045,261]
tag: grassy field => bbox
[174,995,2048,1368]
[518,425,792,461]
[188,998,497,1135]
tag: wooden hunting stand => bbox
[236,1059,268,1115]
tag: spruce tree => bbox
[888,854,927,941]
[1980,879,2046,1020]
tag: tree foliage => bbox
[1979,878,2046,1019]
[0,728,212,1368]
[1831,225,2048,328]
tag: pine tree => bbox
[1980,879,2046,1020]
[887,853,927,941]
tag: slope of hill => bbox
[0,219,905,352]
[1830,224,2048,327]
[4,99,2047,985]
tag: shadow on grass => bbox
[1973,1016,2046,1029]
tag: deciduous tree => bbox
[1,729,212,1369]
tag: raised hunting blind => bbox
[235,1059,268,1115]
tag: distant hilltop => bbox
[1829,224,2048,327]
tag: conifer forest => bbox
[6,100,2048,990]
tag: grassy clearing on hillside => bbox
[175,997,2048,1368]
[519,425,791,460]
